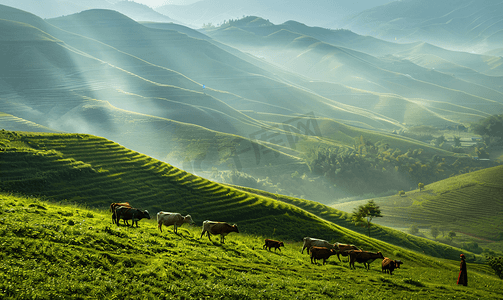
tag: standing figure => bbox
[457,254,468,286]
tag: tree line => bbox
[304,135,501,195]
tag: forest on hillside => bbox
[304,135,501,195]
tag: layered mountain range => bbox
[1,2,502,202]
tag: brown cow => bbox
[382,257,403,275]
[336,243,360,262]
[115,206,150,227]
[349,250,384,270]
[110,202,132,225]
[200,220,239,243]
[263,239,285,252]
[310,246,337,265]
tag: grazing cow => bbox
[349,250,384,270]
[336,243,360,262]
[115,206,150,227]
[157,212,194,234]
[382,257,403,275]
[301,237,336,254]
[200,220,239,243]
[263,239,285,252]
[310,246,337,265]
[110,202,132,225]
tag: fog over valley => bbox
[1,2,503,297]
[1,0,503,202]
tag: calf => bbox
[310,246,337,265]
[301,237,336,254]
[349,250,384,270]
[115,206,150,227]
[263,239,285,252]
[200,220,239,243]
[382,257,403,275]
[157,212,194,234]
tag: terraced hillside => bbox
[0,131,344,240]
[203,16,503,126]
[0,130,475,260]
[332,165,503,250]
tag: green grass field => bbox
[332,165,503,253]
[0,130,486,259]
[1,192,502,299]
[1,130,503,298]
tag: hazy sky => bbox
[131,0,395,9]
[133,0,199,7]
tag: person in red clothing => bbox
[457,254,468,286]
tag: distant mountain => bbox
[0,0,177,23]
[204,17,503,125]
[155,0,393,28]
[140,22,210,39]
[337,0,503,53]
[2,5,502,202]
[109,1,177,23]
[0,0,113,19]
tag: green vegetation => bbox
[1,131,503,298]
[0,130,471,261]
[228,184,484,262]
[470,114,503,147]
[351,199,383,237]
[1,192,503,299]
[303,135,501,195]
[332,164,503,254]
[488,256,503,279]
[430,226,440,240]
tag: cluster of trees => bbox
[304,136,500,194]
[487,256,503,279]
[471,114,503,147]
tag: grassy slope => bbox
[332,165,503,250]
[1,192,502,299]
[0,131,492,261]
[344,165,503,237]
[226,183,479,261]
[0,131,350,241]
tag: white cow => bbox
[157,212,194,234]
[301,237,336,254]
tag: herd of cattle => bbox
[109,202,403,274]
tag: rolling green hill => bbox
[0,131,327,241]
[1,5,502,203]
[1,131,503,299]
[332,165,503,252]
[0,130,483,260]
[2,192,502,299]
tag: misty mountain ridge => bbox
[1,4,503,203]
[204,16,503,124]
[339,0,503,53]
[0,0,178,23]
[155,0,393,28]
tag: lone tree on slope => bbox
[352,199,383,237]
